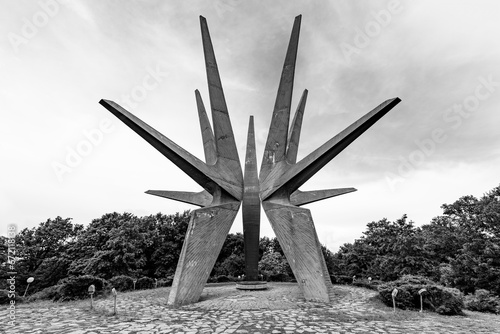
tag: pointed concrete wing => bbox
[145,190,212,207]
[200,16,241,165]
[262,200,332,302]
[260,97,401,200]
[200,16,243,194]
[168,201,240,306]
[286,89,308,164]
[290,188,356,206]
[260,15,301,182]
[195,90,217,165]
[100,99,242,200]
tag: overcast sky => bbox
[1,0,499,251]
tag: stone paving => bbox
[2,283,500,333]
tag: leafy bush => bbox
[216,275,231,283]
[108,275,134,292]
[136,277,155,290]
[269,273,291,282]
[330,275,353,285]
[464,289,500,314]
[158,276,173,287]
[353,279,381,291]
[57,275,109,301]
[28,285,63,302]
[378,275,464,315]
[0,290,26,305]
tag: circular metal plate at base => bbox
[235,281,268,290]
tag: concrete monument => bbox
[100,15,400,306]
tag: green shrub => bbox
[158,276,173,287]
[378,275,464,315]
[353,279,381,291]
[269,273,290,282]
[216,275,231,283]
[136,277,155,290]
[330,275,352,285]
[464,289,500,314]
[57,275,109,301]
[28,285,63,302]
[0,290,26,305]
[108,275,134,292]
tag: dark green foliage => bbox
[268,273,291,282]
[353,278,381,291]
[27,285,63,302]
[9,217,82,294]
[330,275,353,285]
[0,290,26,305]
[67,211,190,280]
[330,184,500,311]
[464,289,500,314]
[157,277,173,287]
[216,275,232,283]
[108,275,134,292]
[332,215,433,281]
[214,253,245,277]
[378,276,464,315]
[57,275,109,301]
[135,277,154,290]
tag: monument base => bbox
[236,281,268,290]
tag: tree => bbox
[258,249,290,279]
[13,217,82,292]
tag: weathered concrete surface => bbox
[101,14,402,307]
[259,15,400,304]
[242,116,260,281]
[168,199,240,306]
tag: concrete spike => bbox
[260,15,301,182]
[200,16,241,169]
[260,97,401,200]
[286,89,308,164]
[290,188,357,207]
[242,116,260,281]
[99,99,242,200]
[195,90,217,165]
[145,190,213,207]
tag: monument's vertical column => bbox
[242,116,260,281]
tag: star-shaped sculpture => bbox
[100,15,400,306]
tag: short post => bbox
[23,277,34,297]
[133,279,137,290]
[88,284,95,310]
[155,278,158,289]
[418,288,427,313]
[391,288,398,312]
[111,288,117,315]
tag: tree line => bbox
[1,184,499,299]
[330,184,500,297]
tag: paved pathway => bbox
[2,283,499,333]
